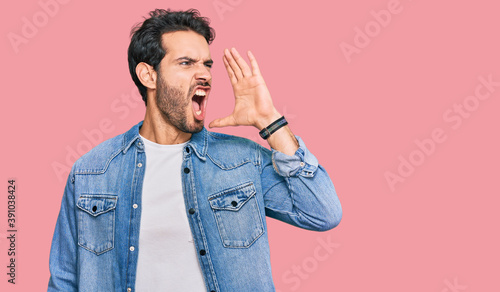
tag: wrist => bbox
[255,110,282,131]
[259,115,289,140]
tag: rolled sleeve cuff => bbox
[271,136,319,177]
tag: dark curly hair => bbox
[127,9,215,105]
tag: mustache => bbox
[194,82,210,88]
[188,82,211,95]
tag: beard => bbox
[155,73,204,134]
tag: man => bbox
[48,8,342,292]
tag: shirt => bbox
[48,121,342,292]
[135,136,205,291]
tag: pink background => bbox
[1,0,499,291]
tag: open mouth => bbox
[191,87,209,120]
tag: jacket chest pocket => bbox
[208,182,264,248]
[77,194,117,255]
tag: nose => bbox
[195,64,211,84]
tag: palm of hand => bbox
[209,48,279,130]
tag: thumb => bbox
[209,115,237,128]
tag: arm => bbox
[48,172,78,291]
[259,136,342,230]
[209,48,342,230]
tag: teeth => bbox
[195,89,206,96]
[195,110,202,115]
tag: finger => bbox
[209,115,237,128]
[223,55,237,84]
[224,48,243,80]
[247,51,261,76]
[230,47,252,77]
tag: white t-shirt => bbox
[135,135,206,291]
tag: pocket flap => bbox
[77,195,117,216]
[209,182,256,211]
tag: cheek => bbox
[172,74,194,92]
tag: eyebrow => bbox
[175,56,214,65]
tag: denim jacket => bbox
[48,121,342,292]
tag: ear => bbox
[136,62,157,90]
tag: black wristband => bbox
[259,116,288,139]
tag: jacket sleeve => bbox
[259,136,342,231]
[47,171,78,291]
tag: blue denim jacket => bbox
[48,121,342,292]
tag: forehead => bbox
[161,30,211,59]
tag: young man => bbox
[48,9,342,292]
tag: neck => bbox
[139,105,192,145]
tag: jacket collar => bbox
[122,121,208,161]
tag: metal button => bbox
[188,208,195,214]
[184,167,190,174]
[92,206,97,212]
[127,288,132,292]
[137,163,143,168]
[300,162,305,167]
[133,204,138,209]
[186,147,190,153]
[130,246,135,251]
[231,201,237,207]
[199,249,206,256]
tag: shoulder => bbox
[72,132,128,174]
[205,130,270,168]
[207,130,254,145]
[206,130,269,152]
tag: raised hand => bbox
[209,48,281,130]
